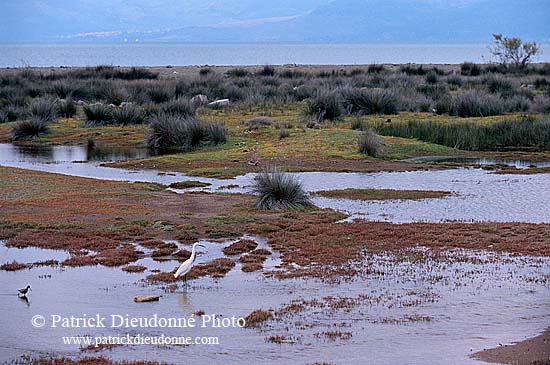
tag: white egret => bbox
[174,243,206,289]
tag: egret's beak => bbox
[197,244,206,249]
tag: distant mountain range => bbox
[2,0,549,43]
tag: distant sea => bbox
[1,43,550,67]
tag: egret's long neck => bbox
[190,245,198,262]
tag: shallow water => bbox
[2,143,550,223]
[405,156,550,169]
[0,143,153,163]
[1,241,548,365]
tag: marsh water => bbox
[2,143,550,223]
[1,239,549,365]
[1,143,550,364]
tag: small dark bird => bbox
[18,285,31,296]
[386,118,392,123]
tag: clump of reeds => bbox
[111,104,144,125]
[57,97,77,118]
[358,129,383,157]
[83,103,113,125]
[367,116,550,150]
[28,97,58,122]
[344,88,400,115]
[304,90,343,122]
[252,168,312,210]
[11,118,49,140]
[147,113,226,150]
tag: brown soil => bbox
[244,309,273,327]
[0,261,29,271]
[121,265,147,273]
[267,220,550,278]
[187,258,235,279]
[173,249,191,260]
[0,166,252,269]
[472,328,550,365]
[146,257,236,284]
[223,239,258,255]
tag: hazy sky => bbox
[1,0,548,42]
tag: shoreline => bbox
[472,328,550,365]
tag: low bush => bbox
[227,68,249,77]
[259,65,276,77]
[367,64,384,74]
[460,62,482,76]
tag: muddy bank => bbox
[472,328,550,365]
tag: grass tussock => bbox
[83,103,113,125]
[28,97,58,122]
[11,118,49,140]
[344,88,400,115]
[304,91,343,122]
[147,113,226,150]
[252,168,312,210]
[358,129,383,157]
[111,104,144,125]
[57,97,77,118]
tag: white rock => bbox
[208,99,230,107]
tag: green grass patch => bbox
[168,180,211,189]
[313,188,451,201]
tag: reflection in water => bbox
[177,292,193,311]
[0,143,153,163]
[18,296,30,307]
[405,155,550,169]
